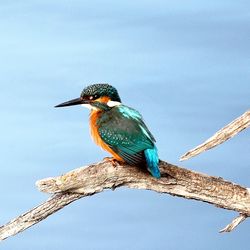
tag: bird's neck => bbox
[89,109,103,125]
[89,109,103,145]
[91,101,111,111]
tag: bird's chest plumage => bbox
[89,109,124,161]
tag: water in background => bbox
[0,1,249,249]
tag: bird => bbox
[55,83,161,178]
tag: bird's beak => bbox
[55,97,88,108]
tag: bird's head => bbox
[55,83,121,111]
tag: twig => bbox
[220,213,248,233]
[0,160,249,241]
[180,110,250,161]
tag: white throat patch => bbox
[107,100,121,107]
[81,104,98,111]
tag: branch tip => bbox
[220,214,248,233]
[180,110,250,161]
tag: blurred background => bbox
[0,1,249,249]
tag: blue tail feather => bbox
[144,146,160,178]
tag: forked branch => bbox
[0,160,250,241]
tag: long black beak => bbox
[55,97,88,108]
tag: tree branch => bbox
[1,110,249,241]
[180,110,250,161]
[0,159,250,241]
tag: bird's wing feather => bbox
[97,105,155,165]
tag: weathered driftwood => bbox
[0,109,249,241]
[0,159,249,241]
[180,110,250,161]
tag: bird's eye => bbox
[88,94,99,100]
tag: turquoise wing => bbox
[97,105,158,169]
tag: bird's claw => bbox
[103,157,120,167]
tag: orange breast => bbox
[89,110,124,162]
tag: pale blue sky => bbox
[0,1,249,249]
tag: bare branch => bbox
[180,110,250,161]
[1,160,250,241]
[220,213,248,233]
[0,193,83,241]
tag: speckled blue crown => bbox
[81,83,121,102]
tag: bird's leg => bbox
[103,157,120,167]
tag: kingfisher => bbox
[55,83,160,178]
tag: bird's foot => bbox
[103,157,120,167]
